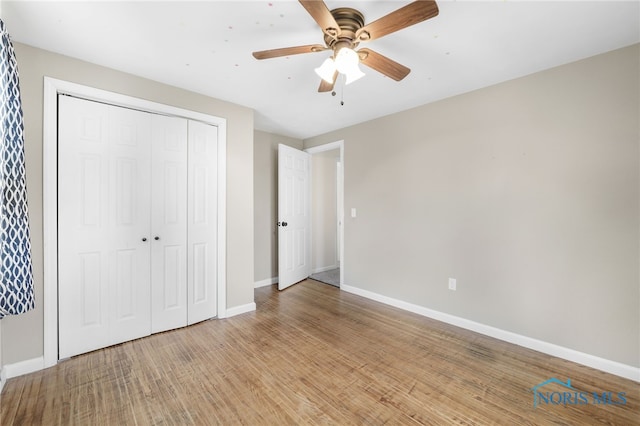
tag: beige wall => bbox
[253,130,302,283]
[305,44,640,367]
[312,149,340,272]
[2,42,255,365]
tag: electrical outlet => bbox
[448,278,456,291]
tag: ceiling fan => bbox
[252,0,439,92]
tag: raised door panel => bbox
[150,115,188,333]
[187,120,217,324]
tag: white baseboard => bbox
[225,302,257,318]
[255,277,278,288]
[341,284,640,382]
[3,356,45,380]
[0,365,6,394]
[312,265,338,274]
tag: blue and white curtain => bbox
[0,19,34,318]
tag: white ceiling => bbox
[2,1,639,139]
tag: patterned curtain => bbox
[0,19,34,318]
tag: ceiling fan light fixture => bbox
[314,57,337,83]
[253,0,440,92]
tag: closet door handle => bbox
[154,236,160,241]
[142,237,148,242]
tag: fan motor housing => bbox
[324,8,365,50]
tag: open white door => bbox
[278,144,311,290]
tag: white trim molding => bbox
[341,284,640,383]
[43,77,228,367]
[255,277,278,288]
[225,303,257,318]
[305,140,343,155]
[3,357,45,380]
[0,366,5,394]
[312,265,339,274]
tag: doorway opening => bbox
[306,141,344,288]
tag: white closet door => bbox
[187,120,218,324]
[58,96,152,358]
[150,115,188,333]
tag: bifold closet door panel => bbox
[58,95,152,358]
[187,120,218,324]
[150,115,189,334]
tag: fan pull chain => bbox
[331,75,346,106]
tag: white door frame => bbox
[42,77,227,367]
[305,141,344,287]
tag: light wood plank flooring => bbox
[1,280,638,425]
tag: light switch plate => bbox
[448,278,456,291]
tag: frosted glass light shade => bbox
[315,58,337,83]
[344,67,365,85]
[334,48,358,73]
[335,48,365,85]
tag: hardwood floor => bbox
[1,280,638,425]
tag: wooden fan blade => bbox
[318,71,338,92]
[299,0,341,38]
[358,48,410,81]
[356,0,439,42]
[252,44,327,60]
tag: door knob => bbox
[282,222,288,227]
[154,236,160,241]
[142,237,148,242]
